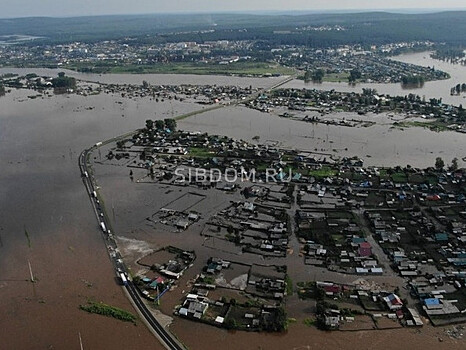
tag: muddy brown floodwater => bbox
[1,56,465,350]
[0,87,210,349]
[179,106,466,168]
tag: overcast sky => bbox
[2,0,466,18]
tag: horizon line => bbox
[1,7,466,20]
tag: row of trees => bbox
[304,69,325,83]
[450,83,466,95]
[401,75,425,86]
[51,72,76,89]
[302,68,362,84]
[348,69,362,83]
[145,118,177,131]
[432,47,465,62]
[435,157,459,171]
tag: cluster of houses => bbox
[410,278,466,326]
[247,88,466,133]
[205,201,289,257]
[297,209,384,275]
[275,41,445,84]
[176,258,287,331]
[0,39,262,74]
[302,281,424,329]
[107,123,466,331]
[152,208,201,232]
[3,34,444,82]
[134,247,195,302]
[100,82,257,104]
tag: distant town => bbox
[0,38,453,83]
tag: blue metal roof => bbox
[424,298,440,306]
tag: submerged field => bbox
[65,61,295,76]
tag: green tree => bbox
[311,69,325,83]
[435,157,445,170]
[155,120,165,130]
[401,75,425,86]
[164,118,177,131]
[362,88,377,96]
[348,69,361,83]
[450,157,459,171]
[51,73,76,89]
[145,119,154,130]
[262,307,287,332]
[303,71,311,83]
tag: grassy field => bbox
[308,166,338,179]
[79,301,137,323]
[188,147,214,158]
[323,72,350,82]
[66,61,295,76]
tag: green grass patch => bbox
[188,147,214,158]
[200,275,215,284]
[79,301,137,323]
[391,172,407,183]
[394,120,450,132]
[323,72,350,82]
[308,166,338,179]
[378,168,390,180]
[331,234,346,244]
[256,163,269,172]
[303,318,316,327]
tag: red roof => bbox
[388,294,403,305]
[323,285,341,293]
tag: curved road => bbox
[79,147,184,350]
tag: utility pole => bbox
[28,260,34,282]
[78,332,84,350]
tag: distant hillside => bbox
[1,11,465,46]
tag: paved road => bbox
[79,148,184,350]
